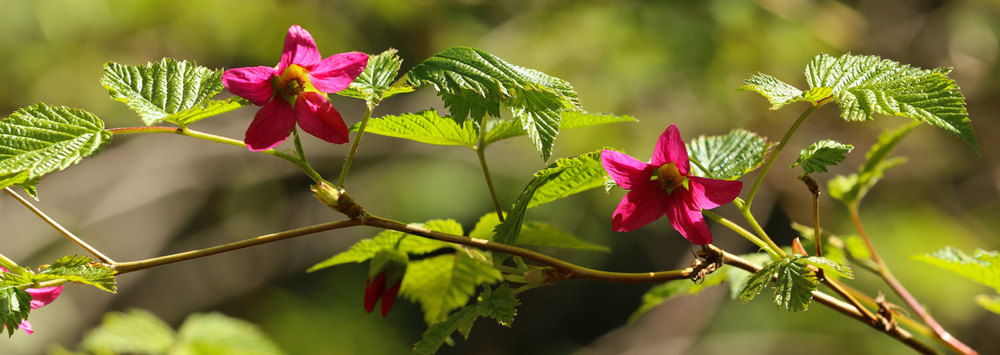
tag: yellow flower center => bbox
[272,64,313,102]
[656,162,688,194]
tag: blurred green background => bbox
[1,0,998,354]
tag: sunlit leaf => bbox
[912,247,1000,292]
[686,129,774,180]
[81,309,176,354]
[171,96,249,126]
[0,104,111,188]
[102,58,226,126]
[739,257,818,311]
[803,256,854,279]
[739,73,832,109]
[470,213,607,252]
[484,112,636,145]
[829,122,917,205]
[400,252,503,324]
[407,46,583,160]
[412,285,518,355]
[493,171,562,265]
[175,313,286,355]
[0,287,31,337]
[353,110,478,147]
[727,253,774,300]
[975,295,1000,315]
[307,219,460,272]
[337,48,414,102]
[791,140,853,174]
[35,255,116,293]
[528,150,606,208]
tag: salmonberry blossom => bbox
[222,25,368,151]
[601,124,743,244]
[364,250,408,318]
[0,267,62,335]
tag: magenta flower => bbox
[222,25,368,151]
[0,267,63,335]
[601,124,743,244]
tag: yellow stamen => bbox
[272,64,311,101]
[657,162,688,194]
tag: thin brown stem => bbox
[113,219,362,274]
[851,207,977,355]
[4,187,115,264]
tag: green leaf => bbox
[171,96,250,126]
[791,140,853,174]
[527,150,606,208]
[803,256,854,279]
[739,257,818,311]
[492,171,563,265]
[337,48,414,102]
[468,213,608,252]
[34,255,117,293]
[400,252,503,324]
[0,104,111,184]
[842,235,872,261]
[630,266,730,322]
[829,122,918,205]
[412,285,519,355]
[727,253,774,300]
[686,129,774,180]
[0,287,31,337]
[81,309,176,354]
[175,313,286,355]
[484,112,636,145]
[0,171,29,190]
[353,110,478,147]
[739,73,833,109]
[407,46,582,160]
[308,219,460,272]
[805,53,977,152]
[912,247,1000,292]
[102,58,227,126]
[975,295,1000,315]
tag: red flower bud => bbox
[364,250,408,317]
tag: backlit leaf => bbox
[175,313,286,355]
[912,247,1000,292]
[308,219,461,272]
[400,252,503,324]
[81,309,176,354]
[484,112,636,145]
[412,285,518,355]
[353,110,478,147]
[528,150,606,208]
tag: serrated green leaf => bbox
[102,58,227,126]
[739,257,817,311]
[171,96,250,126]
[791,140,853,174]
[336,48,414,102]
[0,171,29,190]
[727,253,774,300]
[407,46,582,160]
[477,284,519,327]
[912,247,1000,292]
[412,306,479,355]
[739,258,782,305]
[975,294,1000,315]
[400,252,503,324]
[35,255,116,293]
[308,219,460,272]
[175,313,286,355]
[805,53,976,151]
[804,256,854,279]
[353,110,478,147]
[829,122,917,205]
[629,266,729,322]
[527,150,606,208]
[81,309,176,354]
[0,287,31,336]
[0,104,111,185]
[686,129,774,180]
[484,112,636,145]
[493,171,562,265]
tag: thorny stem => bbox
[113,219,362,274]
[476,119,505,222]
[337,104,375,187]
[850,206,977,355]
[107,126,324,183]
[4,187,115,264]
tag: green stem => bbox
[702,210,775,257]
[733,198,786,258]
[688,157,718,180]
[850,206,977,355]
[475,120,504,222]
[744,105,819,209]
[107,126,324,183]
[4,187,115,264]
[337,104,375,187]
[0,253,20,273]
[113,219,362,274]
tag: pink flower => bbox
[0,267,63,335]
[601,125,743,244]
[222,25,368,151]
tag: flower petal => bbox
[26,286,62,309]
[688,176,743,210]
[364,273,386,314]
[17,320,33,335]
[244,99,296,151]
[221,66,277,106]
[279,25,321,72]
[310,52,369,93]
[611,183,668,232]
[295,92,349,144]
[601,150,654,190]
[651,124,690,175]
[380,282,401,318]
[664,192,713,244]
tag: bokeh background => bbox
[1,0,998,354]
